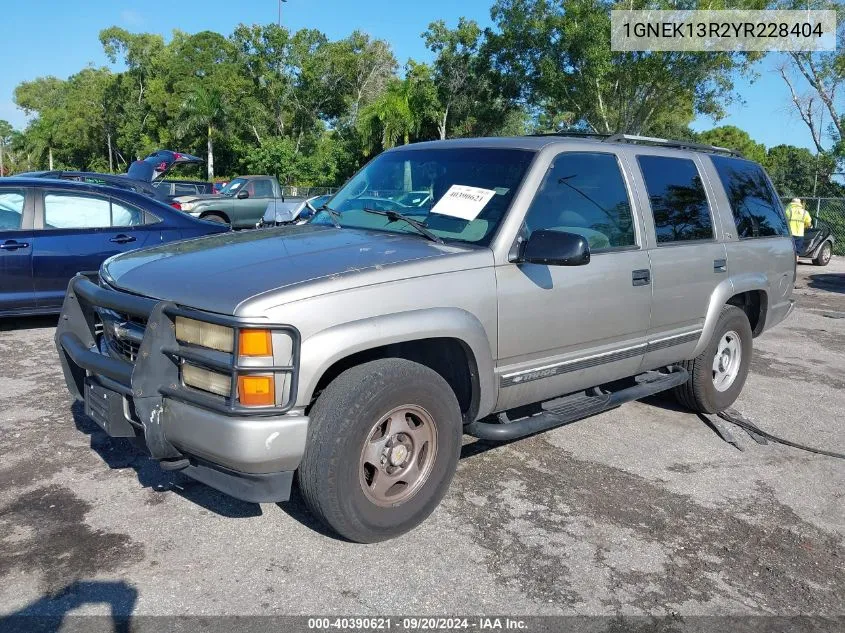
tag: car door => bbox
[495,150,653,411]
[626,151,729,369]
[31,189,157,311]
[240,178,276,227]
[0,187,36,314]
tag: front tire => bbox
[298,359,462,543]
[673,305,753,414]
[202,212,229,225]
[813,241,833,266]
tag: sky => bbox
[0,0,831,152]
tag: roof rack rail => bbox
[603,133,743,157]
[527,132,612,139]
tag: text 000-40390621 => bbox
[610,10,836,52]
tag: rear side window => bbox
[524,152,636,250]
[174,183,199,196]
[0,189,25,230]
[710,155,789,238]
[637,155,713,244]
[111,199,146,227]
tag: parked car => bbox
[0,177,229,317]
[55,134,795,543]
[798,219,835,266]
[17,150,205,209]
[153,180,215,197]
[257,194,332,228]
[176,175,291,228]
[213,181,228,194]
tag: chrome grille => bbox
[100,310,147,363]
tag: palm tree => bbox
[178,84,226,180]
[357,79,417,156]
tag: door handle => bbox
[714,259,727,273]
[0,240,29,251]
[109,234,137,244]
[632,269,650,286]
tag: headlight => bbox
[182,364,231,397]
[175,317,234,353]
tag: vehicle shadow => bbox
[275,486,352,541]
[0,580,137,633]
[808,273,845,294]
[71,401,262,519]
[0,315,58,332]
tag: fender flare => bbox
[295,307,496,419]
[691,273,768,357]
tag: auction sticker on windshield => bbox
[431,185,496,221]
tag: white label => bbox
[430,185,496,221]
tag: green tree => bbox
[488,0,765,135]
[0,120,13,176]
[178,84,227,180]
[697,126,766,164]
[764,145,843,198]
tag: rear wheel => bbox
[813,241,833,266]
[298,359,462,543]
[673,305,753,414]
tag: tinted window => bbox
[253,180,274,197]
[0,190,25,230]
[111,199,145,227]
[637,155,713,244]
[524,152,635,250]
[174,183,199,196]
[710,155,789,238]
[44,193,111,229]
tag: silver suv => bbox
[56,134,796,543]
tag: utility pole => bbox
[278,0,287,27]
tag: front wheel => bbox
[201,212,229,225]
[813,241,833,266]
[673,305,753,414]
[298,359,462,543]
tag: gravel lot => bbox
[0,260,843,624]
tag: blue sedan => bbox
[0,177,229,317]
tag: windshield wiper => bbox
[363,208,443,244]
[312,202,342,228]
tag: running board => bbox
[464,366,689,442]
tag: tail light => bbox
[170,202,182,211]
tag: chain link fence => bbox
[784,198,845,255]
[280,186,337,198]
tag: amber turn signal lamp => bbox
[239,329,272,356]
[238,375,275,407]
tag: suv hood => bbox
[102,225,488,315]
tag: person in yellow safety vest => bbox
[784,197,813,260]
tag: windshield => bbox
[313,147,535,245]
[220,178,248,196]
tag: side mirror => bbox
[237,189,250,199]
[520,230,590,266]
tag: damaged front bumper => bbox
[55,273,306,503]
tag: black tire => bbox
[813,241,833,266]
[298,358,462,543]
[202,212,229,224]
[673,305,753,414]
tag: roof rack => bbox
[604,133,743,157]
[528,131,612,140]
